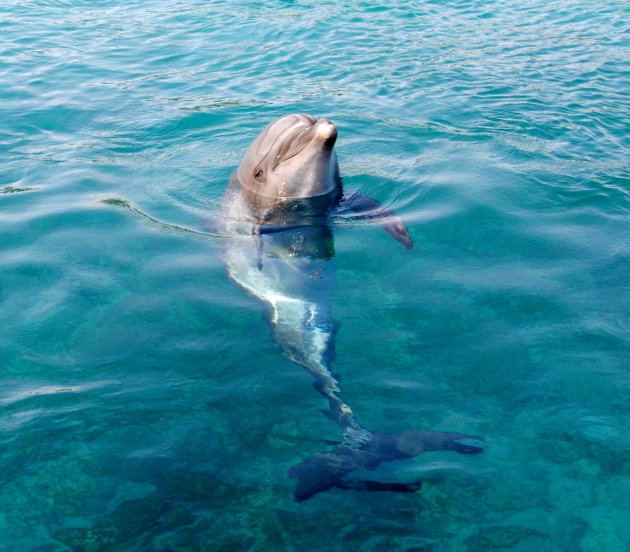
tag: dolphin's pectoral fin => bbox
[289,428,483,501]
[380,217,413,250]
[337,478,422,493]
[339,191,413,249]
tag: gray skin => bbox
[223,114,483,501]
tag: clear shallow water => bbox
[1,0,629,549]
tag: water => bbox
[1,0,628,549]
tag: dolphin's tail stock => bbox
[289,426,484,502]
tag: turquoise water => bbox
[1,0,629,549]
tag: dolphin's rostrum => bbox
[223,114,483,501]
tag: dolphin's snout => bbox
[315,119,337,145]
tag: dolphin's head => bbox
[237,114,340,200]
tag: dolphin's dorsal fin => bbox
[337,191,413,249]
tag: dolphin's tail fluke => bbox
[288,428,484,502]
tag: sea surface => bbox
[1,1,629,550]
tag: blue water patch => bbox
[1,0,628,550]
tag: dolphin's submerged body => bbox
[223,114,483,501]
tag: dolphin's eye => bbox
[254,167,265,182]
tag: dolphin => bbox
[222,114,483,501]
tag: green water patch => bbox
[0,186,38,194]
